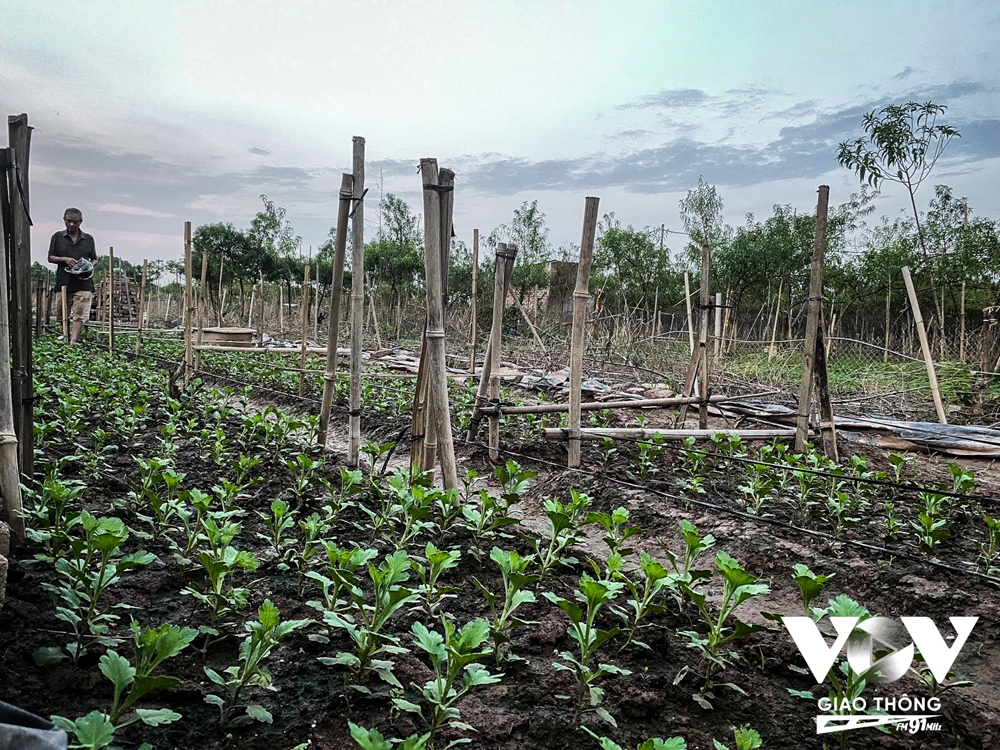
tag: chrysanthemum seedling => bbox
[349,722,430,750]
[609,551,675,651]
[527,490,592,580]
[411,542,462,618]
[713,724,762,750]
[582,727,687,750]
[257,499,297,562]
[473,547,540,664]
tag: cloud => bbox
[615,88,711,110]
[96,203,175,218]
[248,147,270,156]
[893,67,917,81]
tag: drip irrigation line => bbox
[463,439,1000,587]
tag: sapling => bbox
[791,563,832,618]
[887,452,912,484]
[473,547,539,664]
[495,459,538,504]
[543,574,630,726]
[582,728,687,750]
[204,599,310,727]
[394,616,502,748]
[675,551,770,708]
[737,461,772,515]
[661,518,715,585]
[320,550,419,690]
[411,542,462,617]
[629,431,666,483]
[881,501,901,542]
[460,486,521,560]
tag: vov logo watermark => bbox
[782,614,978,735]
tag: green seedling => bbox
[881,501,901,542]
[394,616,502,748]
[713,724,762,750]
[979,514,1000,575]
[286,452,324,510]
[411,542,462,618]
[320,550,418,690]
[291,512,329,595]
[586,506,642,560]
[305,543,379,617]
[629,432,665,483]
[349,722,430,750]
[675,551,770,708]
[170,488,214,564]
[23,476,85,561]
[610,551,675,650]
[737,461,773,515]
[911,490,950,557]
[582,728,686,750]
[887,452,911,484]
[257,499,297,562]
[543,574,630,726]
[473,547,539,664]
[204,599,310,727]
[527,490,592,579]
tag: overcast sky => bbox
[4,0,999,268]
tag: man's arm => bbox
[47,234,72,266]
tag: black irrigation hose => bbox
[463,438,1000,587]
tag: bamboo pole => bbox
[348,137,366,466]
[513,293,546,354]
[44,272,52,328]
[34,281,43,336]
[163,294,171,325]
[135,259,148,354]
[183,221,193,384]
[813,313,839,461]
[475,390,752,416]
[794,185,830,453]
[108,247,116,351]
[466,244,518,444]
[313,265,320,341]
[418,160,458,488]
[960,280,966,363]
[216,255,224,327]
[278,285,284,333]
[194,248,209,370]
[768,278,783,359]
[884,275,891,363]
[651,287,659,338]
[368,281,383,349]
[713,291,722,362]
[545,427,796,442]
[697,244,711,429]
[684,271,695,354]
[0,178,23,541]
[299,263,310,397]
[568,196,600,468]
[902,266,948,424]
[318,173,353,449]
[469,228,479,372]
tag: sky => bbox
[3,0,999,268]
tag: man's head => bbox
[63,208,83,233]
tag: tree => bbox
[593,213,681,312]
[679,176,729,264]
[489,200,551,301]
[837,101,960,259]
[366,193,424,302]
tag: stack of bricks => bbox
[0,521,8,613]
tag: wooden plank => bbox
[568,196,600,468]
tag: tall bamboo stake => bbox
[108,247,116,351]
[567,197,600,468]
[469,228,479,372]
[313,266,320,341]
[318,174,353,449]
[279,285,284,333]
[684,271,695,354]
[348,137,366,466]
[34,281,43,336]
[884,275,891,363]
[768,278,783,359]
[713,291,722,362]
[960,280,966,362]
[44,272,51,328]
[299,263,310,397]
[135,259,148,354]
[417,160,458,488]
[183,221,193,383]
[466,244,517,443]
[794,186,830,453]
[697,244,711,429]
[61,287,69,339]
[194,248,209,370]
[0,181,23,541]
[217,255,225,326]
[651,287,659,338]
[902,266,948,424]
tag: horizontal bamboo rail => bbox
[543,427,798,441]
[475,390,779,416]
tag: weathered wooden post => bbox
[135,259,148,354]
[794,185,838,455]
[684,271,695,354]
[0,172,23,541]
[469,228,479,372]
[713,291,722,362]
[697,244,712,429]
[318,174,353,448]
[902,266,948,424]
[769,278,783,359]
[108,246,116,351]
[960,279,966,362]
[61,287,69,340]
[34,280,43,336]
[567,197,600,468]
[44,272,52,329]
[183,221,193,383]
[6,115,34,482]
[298,263,310,397]
[348,137,366,466]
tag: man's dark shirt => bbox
[49,230,98,294]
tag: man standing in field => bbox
[48,207,98,344]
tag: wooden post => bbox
[368,281,383,349]
[193,244,209,369]
[960,280,966,363]
[183,221,193,383]
[135,259,148,354]
[813,313,839,461]
[713,291,722,362]
[348,137,366,466]
[417,160,458,489]
[318,173,353,448]
[34,281,43,336]
[794,185,831,453]
[216,255,224,327]
[488,243,518,461]
[567,197,600,468]
[466,243,518,442]
[469,228,479,372]
[0,172,23,540]
[6,116,34,483]
[768,278,783,359]
[299,263,310,397]
[313,265,320,341]
[684,271,695,354]
[278,285,284,333]
[108,247,115,351]
[44,272,51,328]
[902,266,948,424]
[884,275,891,363]
[651,287,659,338]
[697,244,712,429]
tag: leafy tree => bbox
[837,101,959,258]
[679,176,729,264]
[367,193,424,302]
[593,213,681,311]
[489,200,551,301]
